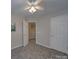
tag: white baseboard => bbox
[36,42,68,54]
[36,42,50,48]
[11,44,23,50]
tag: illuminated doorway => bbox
[28,22,36,43]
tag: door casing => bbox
[23,20,37,46]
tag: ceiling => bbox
[11,0,68,18]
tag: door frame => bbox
[23,20,37,47]
[28,22,36,42]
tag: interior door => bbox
[23,20,28,47]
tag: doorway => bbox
[28,22,36,43]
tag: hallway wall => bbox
[36,18,50,48]
[49,14,68,53]
[11,15,23,49]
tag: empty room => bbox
[11,0,68,59]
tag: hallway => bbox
[12,39,67,59]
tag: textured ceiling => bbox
[11,0,68,18]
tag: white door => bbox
[23,20,28,47]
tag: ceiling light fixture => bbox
[24,0,44,14]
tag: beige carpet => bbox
[11,39,67,59]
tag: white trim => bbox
[23,20,37,47]
[11,44,22,50]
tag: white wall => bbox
[11,15,23,49]
[36,17,50,48]
[49,14,68,53]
